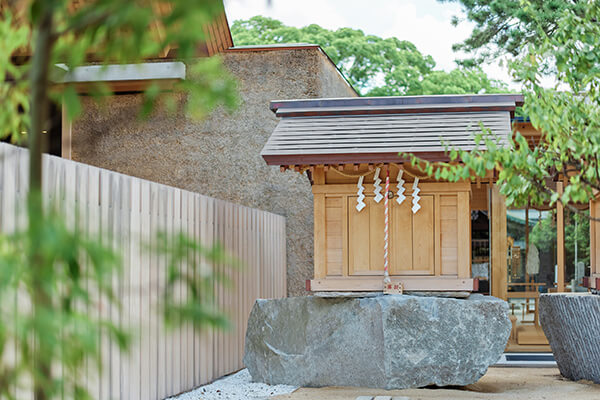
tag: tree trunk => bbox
[28,5,54,400]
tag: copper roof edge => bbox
[225,43,321,52]
[270,94,524,114]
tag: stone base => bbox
[539,293,600,383]
[244,294,510,389]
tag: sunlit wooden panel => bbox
[413,195,435,274]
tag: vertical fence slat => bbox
[186,191,195,389]
[173,190,182,395]
[108,172,120,400]
[129,177,141,400]
[119,174,131,400]
[140,180,151,400]
[157,186,167,400]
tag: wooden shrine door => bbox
[347,195,434,276]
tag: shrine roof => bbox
[261,94,522,165]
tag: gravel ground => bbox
[168,369,297,400]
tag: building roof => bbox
[4,0,233,59]
[261,94,522,165]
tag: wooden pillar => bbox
[557,182,565,292]
[491,185,508,300]
[313,166,326,279]
[525,205,530,289]
[457,191,471,278]
[591,197,597,277]
[61,104,72,160]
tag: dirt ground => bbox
[271,367,600,400]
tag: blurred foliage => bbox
[439,0,585,67]
[0,210,127,399]
[0,1,240,399]
[231,15,509,96]
[404,1,600,215]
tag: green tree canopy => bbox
[406,1,600,216]
[231,15,508,96]
[440,0,585,66]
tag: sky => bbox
[223,0,517,88]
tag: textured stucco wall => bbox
[71,48,357,296]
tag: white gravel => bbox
[168,369,297,400]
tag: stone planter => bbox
[539,293,600,383]
[244,294,511,389]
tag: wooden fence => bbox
[0,142,287,400]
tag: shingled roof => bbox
[261,94,523,165]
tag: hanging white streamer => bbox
[356,175,366,212]
[396,169,406,205]
[411,177,421,214]
[373,167,383,203]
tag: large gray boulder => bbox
[244,294,510,389]
[539,293,600,383]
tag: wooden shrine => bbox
[262,94,523,292]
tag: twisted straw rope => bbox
[383,169,391,285]
[327,163,430,179]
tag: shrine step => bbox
[355,397,411,400]
[517,325,549,345]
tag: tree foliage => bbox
[406,1,600,215]
[231,15,508,96]
[440,0,585,66]
[0,1,239,399]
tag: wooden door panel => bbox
[325,197,343,276]
[348,196,372,274]
[412,195,435,274]
[440,194,459,275]
[390,198,413,274]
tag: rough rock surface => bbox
[539,293,600,383]
[244,294,510,389]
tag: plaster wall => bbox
[70,47,357,296]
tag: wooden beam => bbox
[314,193,327,279]
[308,277,476,292]
[557,182,565,292]
[491,185,508,300]
[313,165,325,185]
